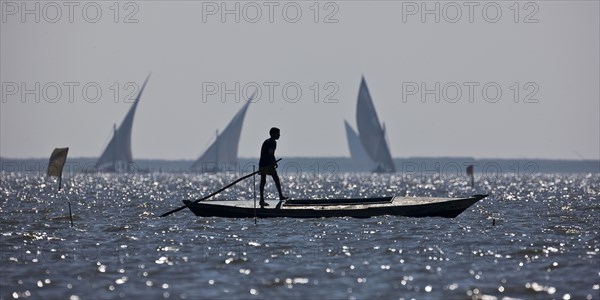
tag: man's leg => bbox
[260,174,266,201]
[272,173,288,200]
[259,174,269,206]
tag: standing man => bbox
[259,127,288,208]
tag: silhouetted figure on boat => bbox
[259,127,288,208]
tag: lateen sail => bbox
[191,99,251,171]
[344,120,373,168]
[96,75,150,170]
[355,76,396,172]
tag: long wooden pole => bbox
[160,159,281,217]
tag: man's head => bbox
[269,127,280,139]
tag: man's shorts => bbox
[259,165,276,176]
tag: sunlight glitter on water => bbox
[1,172,599,299]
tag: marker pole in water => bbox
[253,165,257,225]
[466,165,474,188]
[253,165,256,202]
[68,201,74,227]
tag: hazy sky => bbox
[1,1,598,160]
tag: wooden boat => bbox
[182,194,487,218]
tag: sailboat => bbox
[96,75,150,172]
[345,76,396,173]
[191,98,252,172]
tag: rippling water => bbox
[1,172,599,299]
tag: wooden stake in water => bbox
[466,165,474,188]
[253,165,257,225]
[68,201,74,227]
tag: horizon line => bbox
[1,156,599,162]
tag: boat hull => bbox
[182,195,487,219]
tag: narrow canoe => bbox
[182,194,487,219]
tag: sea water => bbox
[1,171,598,299]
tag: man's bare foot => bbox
[259,201,269,208]
[279,196,289,200]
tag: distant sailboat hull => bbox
[182,195,487,219]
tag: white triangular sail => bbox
[96,75,149,170]
[344,120,374,168]
[191,99,251,171]
[355,76,396,172]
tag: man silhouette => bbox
[259,127,288,208]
